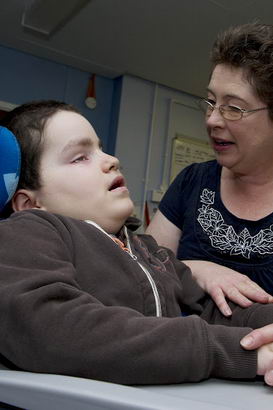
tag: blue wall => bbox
[0,44,207,226]
[0,45,117,154]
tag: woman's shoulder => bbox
[185,159,219,176]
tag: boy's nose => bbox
[102,152,120,172]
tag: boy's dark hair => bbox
[3,100,80,192]
[211,23,273,119]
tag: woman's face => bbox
[206,64,273,175]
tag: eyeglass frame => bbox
[198,98,268,121]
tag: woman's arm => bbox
[147,210,273,316]
[146,210,181,254]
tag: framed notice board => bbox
[170,135,215,183]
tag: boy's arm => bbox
[0,212,257,385]
[201,296,273,330]
[200,284,273,387]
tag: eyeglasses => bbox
[198,99,268,121]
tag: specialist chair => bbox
[0,126,247,410]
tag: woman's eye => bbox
[228,105,242,112]
[72,155,89,163]
[207,99,216,106]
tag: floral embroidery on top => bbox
[197,188,273,259]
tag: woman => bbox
[147,23,273,316]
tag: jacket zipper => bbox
[85,220,162,317]
[124,227,162,317]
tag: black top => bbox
[159,160,273,293]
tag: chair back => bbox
[0,126,21,212]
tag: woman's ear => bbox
[12,189,43,212]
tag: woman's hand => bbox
[183,260,273,316]
[241,324,273,386]
[241,324,273,350]
[147,212,273,315]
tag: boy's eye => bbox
[72,155,89,163]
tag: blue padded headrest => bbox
[0,126,21,212]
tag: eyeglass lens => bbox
[199,100,242,120]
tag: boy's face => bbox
[29,110,134,233]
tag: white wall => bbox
[115,75,208,224]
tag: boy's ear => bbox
[12,189,43,212]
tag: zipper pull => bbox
[111,237,138,260]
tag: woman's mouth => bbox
[212,138,235,151]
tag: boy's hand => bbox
[257,343,273,386]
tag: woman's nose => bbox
[206,107,225,128]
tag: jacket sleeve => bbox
[144,234,273,333]
[0,211,257,385]
[201,297,273,330]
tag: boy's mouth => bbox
[108,176,125,191]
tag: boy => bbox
[0,100,273,386]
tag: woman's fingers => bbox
[210,287,232,316]
[236,279,273,303]
[241,324,273,349]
